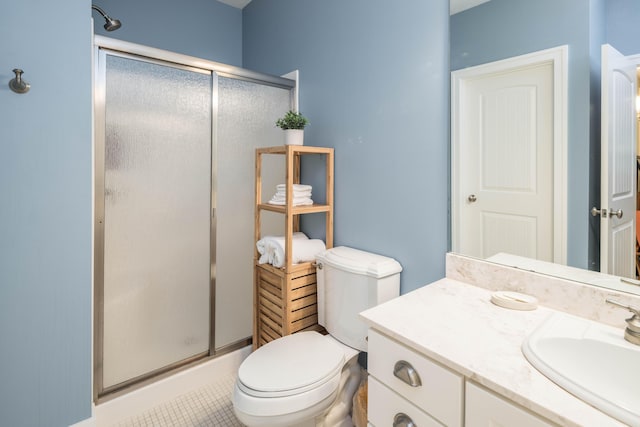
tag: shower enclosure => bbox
[94,37,293,399]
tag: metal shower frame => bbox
[93,35,296,402]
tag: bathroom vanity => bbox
[360,254,640,427]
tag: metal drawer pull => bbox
[393,412,417,427]
[393,360,422,387]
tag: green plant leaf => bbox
[275,110,309,130]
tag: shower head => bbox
[92,5,122,31]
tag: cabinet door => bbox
[368,330,463,427]
[465,382,554,427]
[368,377,443,427]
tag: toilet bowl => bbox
[233,246,402,427]
[233,331,359,427]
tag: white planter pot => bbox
[284,129,304,146]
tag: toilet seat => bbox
[237,331,345,398]
[233,332,349,419]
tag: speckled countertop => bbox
[359,278,628,427]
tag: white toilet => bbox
[233,246,402,427]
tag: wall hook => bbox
[9,69,30,94]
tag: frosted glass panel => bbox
[215,76,291,349]
[103,55,211,388]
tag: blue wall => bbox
[243,0,450,293]
[0,1,242,425]
[450,0,602,270]
[606,0,640,55]
[93,0,243,66]
[0,1,93,426]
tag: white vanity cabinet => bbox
[367,329,464,427]
[360,262,631,426]
[465,381,554,427]
[367,329,554,427]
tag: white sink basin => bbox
[522,312,640,425]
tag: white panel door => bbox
[457,62,554,261]
[600,44,637,278]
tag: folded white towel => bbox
[268,197,314,206]
[269,184,312,206]
[257,232,308,264]
[269,193,312,201]
[271,189,312,198]
[276,184,312,192]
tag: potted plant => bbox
[276,110,309,146]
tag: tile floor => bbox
[114,373,244,427]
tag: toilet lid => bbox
[238,331,345,396]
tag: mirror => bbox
[485,252,640,296]
[449,0,640,296]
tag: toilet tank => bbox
[315,246,402,352]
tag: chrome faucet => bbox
[606,299,640,345]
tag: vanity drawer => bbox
[368,376,443,427]
[368,329,463,427]
[465,381,554,427]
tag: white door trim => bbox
[625,53,640,64]
[451,45,568,264]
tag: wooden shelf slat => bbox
[256,145,334,155]
[257,203,331,214]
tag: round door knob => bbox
[468,194,477,202]
[610,209,623,219]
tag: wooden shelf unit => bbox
[253,145,334,348]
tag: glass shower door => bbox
[214,76,292,350]
[99,53,212,391]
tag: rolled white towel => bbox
[271,238,326,268]
[293,239,327,265]
[257,232,308,264]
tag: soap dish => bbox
[491,291,538,311]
